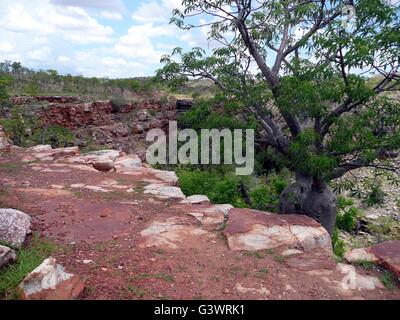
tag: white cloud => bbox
[115,23,175,63]
[0,41,15,53]
[71,49,147,78]
[97,11,123,21]
[57,55,71,63]
[27,46,51,61]
[0,2,114,44]
[0,0,208,78]
[132,0,182,23]
[51,0,126,12]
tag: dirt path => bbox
[1,148,399,300]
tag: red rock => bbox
[92,161,115,172]
[370,241,400,277]
[19,257,85,300]
[223,209,331,252]
[286,251,337,271]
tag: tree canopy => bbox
[158,0,399,179]
[157,0,400,234]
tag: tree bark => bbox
[279,174,337,236]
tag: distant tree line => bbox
[0,60,158,99]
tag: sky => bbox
[0,0,211,78]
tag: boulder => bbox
[92,161,115,172]
[223,209,331,252]
[0,209,32,248]
[19,257,85,300]
[0,245,17,269]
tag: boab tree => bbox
[157,0,400,235]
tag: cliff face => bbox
[9,95,180,154]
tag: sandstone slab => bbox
[66,150,121,164]
[139,217,208,249]
[345,241,400,276]
[144,183,186,200]
[181,195,211,205]
[345,248,379,264]
[19,257,85,300]
[29,146,80,160]
[370,241,400,276]
[114,155,142,172]
[223,209,331,252]
[337,264,384,291]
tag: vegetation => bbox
[0,61,160,101]
[0,235,58,300]
[157,0,400,235]
[336,197,360,233]
[0,106,75,148]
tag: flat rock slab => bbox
[337,264,384,291]
[0,208,32,248]
[181,195,211,205]
[144,183,186,200]
[19,257,85,300]
[170,203,233,229]
[139,217,209,249]
[28,146,80,160]
[345,241,400,277]
[223,209,331,252]
[285,251,337,271]
[114,155,142,171]
[370,241,400,277]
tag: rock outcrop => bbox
[0,208,32,248]
[223,208,332,253]
[19,257,85,300]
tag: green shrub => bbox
[0,75,12,105]
[33,126,75,148]
[364,185,386,207]
[0,235,58,300]
[336,196,359,232]
[177,169,246,207]
[332,228,346,259]
[111,96,127,113]
[249,172,289,212]
[1,107,28,146]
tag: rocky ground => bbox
[0,144,399,300]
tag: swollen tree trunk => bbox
[279,174,337,236]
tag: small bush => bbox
[111,96,127,113]
[336,196,359,232]
[33,126,75,148]
[249,172,289,212]
[332,228,346,259]
[177,169,246,207]
[364,185,386,207]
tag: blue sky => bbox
[0,0,210,78]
